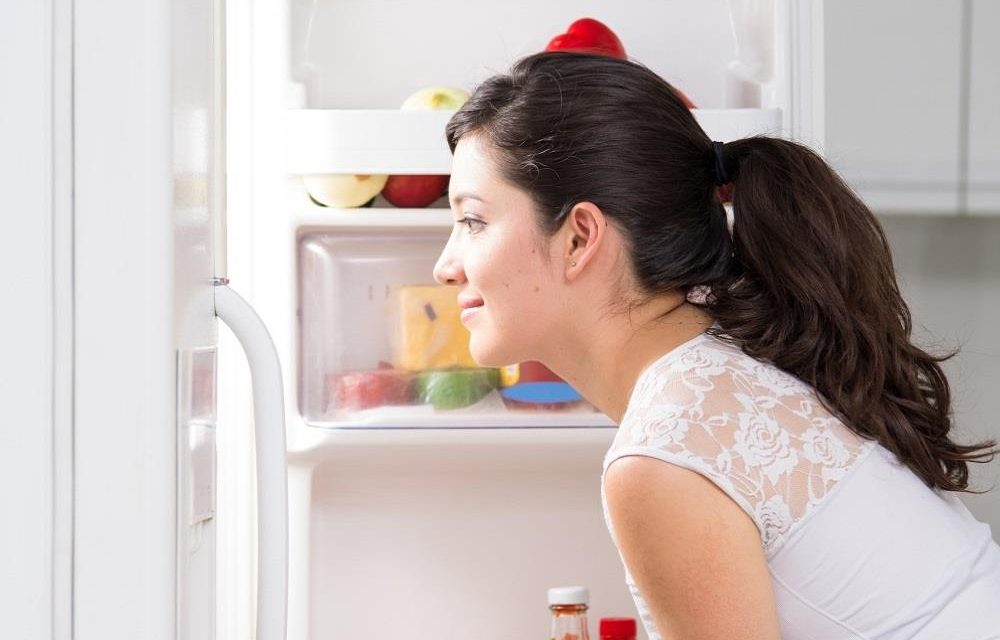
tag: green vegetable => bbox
[414,368,500,410]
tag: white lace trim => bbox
[603,331,877,556]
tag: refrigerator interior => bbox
[287,1,779,111]
[222,1,819,638]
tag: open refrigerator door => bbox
[222,1,823,638]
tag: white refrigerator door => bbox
[72,0,228,638]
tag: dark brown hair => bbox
[446,50,997,493]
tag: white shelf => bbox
[286,416,618,467]
[301,405,615,431]
[286,108,784,175]
[294,204,453,230]
[286,177,453,228]
[287,109,455,175]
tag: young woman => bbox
[433,51,1000,639]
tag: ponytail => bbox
[704,136,997,493]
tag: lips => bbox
[458,296,484,310]
[458,296,484,324]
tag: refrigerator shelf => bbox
[286,418,617,463]
[293,202,454,231]
[286,176,455,229]
[293,206,454,231]
[286,107,784,176]
[287,109,455,175]
[300,405,615,430]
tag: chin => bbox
[468,335,523,369]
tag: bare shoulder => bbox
[603,455,782,640]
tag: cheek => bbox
[471,232,558,305]
[503,261,559,317]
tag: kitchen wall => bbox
[826,0,1000,539]
[877,217,1000,533]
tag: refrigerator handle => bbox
[214,282,288,640]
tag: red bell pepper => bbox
[544,17,696,108]
[545,17,627,60]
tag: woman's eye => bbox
[457,217,486,234]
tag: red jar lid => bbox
[599,617,637,639]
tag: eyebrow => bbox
[450,192,487,206]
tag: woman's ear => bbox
[563,201,607,279]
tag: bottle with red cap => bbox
[599,617,637,640]
[548,586,591,640]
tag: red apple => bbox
[381,174,449,208]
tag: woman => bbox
[432,51,1000,639]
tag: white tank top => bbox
[601,330,1000,640]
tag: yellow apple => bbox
[400,86,470,111]
[302,173,388,208]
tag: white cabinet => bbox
[825,0,999,216]
[968,0,1000,214]
[824,0,964,215]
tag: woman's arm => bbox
[603,455,782,640]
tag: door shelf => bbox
[286,107,784,175]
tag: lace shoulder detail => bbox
[604,333,877,555]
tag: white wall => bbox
[878,216,1000,535]
[825,0,1000,539]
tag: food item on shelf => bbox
[302,173,388,208]
[386,284,478,371]
[599,618,637,640]
[307,192,376,208]
[498,360,562,387]
[545,17,627,59]
[544,17,696,108]
[326,367,413,412]
[498,359,589,411]
[672,85,697,109]
[380,86,470,208]
[414,368,500,410]
[381,174,450,208]
[548,586,592,640]
[500,381,587,411]
[400,85,470,111]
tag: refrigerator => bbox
[1,1,823,639]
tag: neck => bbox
[543,299,715,424]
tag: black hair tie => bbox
[711,140,729,186]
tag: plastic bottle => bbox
[548,586,591,640]
[599,617,637,640]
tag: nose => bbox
[433,238,466,286]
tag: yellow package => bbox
[386,285,478,371]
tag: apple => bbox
[301,173,388,208]
[382,85,470,208]
[382,174,450,208]
[400,85,470,111]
